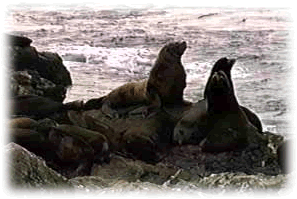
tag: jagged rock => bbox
[8,34,72,102]
[10,70,66,102]
[91,155,191,185]
[7,142,72,189]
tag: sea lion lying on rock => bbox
[48,124,110,177]
[67,106,175,163]
[174,58,263,145]
[84,41,189,117]
[174,69,266,152]
[11,95,84,120]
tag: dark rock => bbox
[8,34,72,102]
[10,70,67,102]
[7,34,32,47]
[7,142,72,189]
[277,140,291,174]
[37,51,72,86]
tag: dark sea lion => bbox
[202,70,265,152]
[84,41,188,117]
[68,106,175,163]
[174,70,266,152]
[11,95,84,119]
[47,124,110,177]
[121,110,175,163]
[174,57,263,144]
[204,57,262,132]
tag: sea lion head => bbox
[211,57,236,76]
[159,41,187,61]
[204,57,236,98]
[207,70,232,96]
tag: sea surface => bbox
[5,4,293,193]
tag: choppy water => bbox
[5,4,293,193]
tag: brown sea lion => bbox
[11,95,84,119]
[47,124,110,177]
[9,117,38,129]
[84,41,188,117]
[174,70,266,152]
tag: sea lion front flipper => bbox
[101,100,120,119]
[142,86,163,118]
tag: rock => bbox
[91,155,190,185]
[7,142,72,189]
[8,34,72,102]
[10,70,66,102]
[7,34,32,47]
[277,140,291,174]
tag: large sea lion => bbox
[174,58,263,145]
[174,70,266,151]
[84,41,188,117]
[204,57,262,132]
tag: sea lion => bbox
[11,95,84,119]
[47,124,110,177]
[174,70,266,152]
[9,117,38,129]
[204,57,262,132]
[84,41,188,117]
[174,57,263,144]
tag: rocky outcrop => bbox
[7,143,72,189]
[8,34,72,102]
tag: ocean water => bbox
[5,4,293,193]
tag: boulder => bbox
[7,142,72,189]
[8,34,72,102]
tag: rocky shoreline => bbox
[8,34,289,192]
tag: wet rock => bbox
[8,34,72,102]
[10,70,66,102]
[91,155,190,185]
[277,140,291,174]
[7,142,72,189]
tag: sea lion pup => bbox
[204,57,263,132]
[84,41,188,117]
